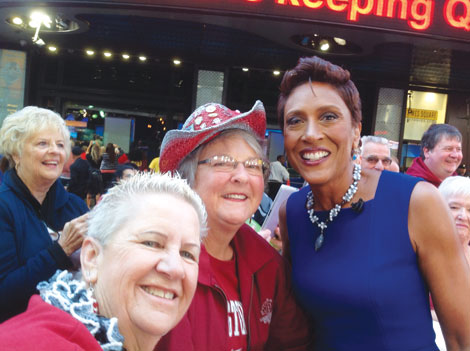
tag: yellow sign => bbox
[406,108,438,120]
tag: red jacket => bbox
[156,224,312,351]
[0,295,102,350]
[406,157,443,187]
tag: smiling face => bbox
[193,133,264,235]
[446,193,470,246]
[423,136,462,181]
[90,193,200,344]
[283,82,361,187]
[361,142,391,171]
[14,127,67,191]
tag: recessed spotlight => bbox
[12,17,23,25]
[103,51,112,58]
[138,56,147,62]
[242,67,249,72]
[273,70,281,76]
[319,39,330,51]
[47,46,57,52]
[173,59,181,66]
[86,50,95,56]
[333,37,347,46]
[122,54,130,60]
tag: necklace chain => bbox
[306,163,362,251]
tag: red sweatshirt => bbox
[156,224,312,351]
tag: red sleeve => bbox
[265,259,314,351]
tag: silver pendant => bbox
[315,233,324,251]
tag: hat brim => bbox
[160,100,266,173]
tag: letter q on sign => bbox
[444,0,470,30]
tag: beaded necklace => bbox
[306,163,361,251]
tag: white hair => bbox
[0,106,71,168]
[87,172,207,245]
[360,135,390,155]
[439,176,470,202]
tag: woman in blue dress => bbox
[277,56,470,350]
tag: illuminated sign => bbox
[65,120,87,127]
[406,108,438,120]
[274,0,435,30]
[131,0,470,42]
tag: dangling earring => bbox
[86,272,99,314]
[89,284,99,314]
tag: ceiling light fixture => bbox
[30,12,52,46]
[242,67,249,72]
[173,59,181,66]
[122,53,130,60]
[273,70,281,76]
[138,56,147,62]
[47,46,57,52]
[86,49,95,56]
[29,11,51,29]
[103,51,112,58]
[292,34,361,55]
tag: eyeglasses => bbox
[365,155,392,166]
[197,155,269,176]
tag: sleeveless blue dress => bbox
[286,171,438,351]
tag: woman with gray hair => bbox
[157,101,311,350]
[0,106,88,322]
[433,175,470,350]
[439,176,470,266]
[0,172,207,351]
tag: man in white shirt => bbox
[268,155,289,199]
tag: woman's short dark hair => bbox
[277,56,362,130]
[420,124,462,159]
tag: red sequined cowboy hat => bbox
[159,100,266,173]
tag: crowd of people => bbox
[0,55,469,351]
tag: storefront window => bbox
[195,70,224,107]
[401,90,448,169]
[403,90,447,141]
[374,88,404,155]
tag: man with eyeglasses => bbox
[406,124,463,187]
[360,136,393,171]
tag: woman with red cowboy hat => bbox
[157,101,312,351]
